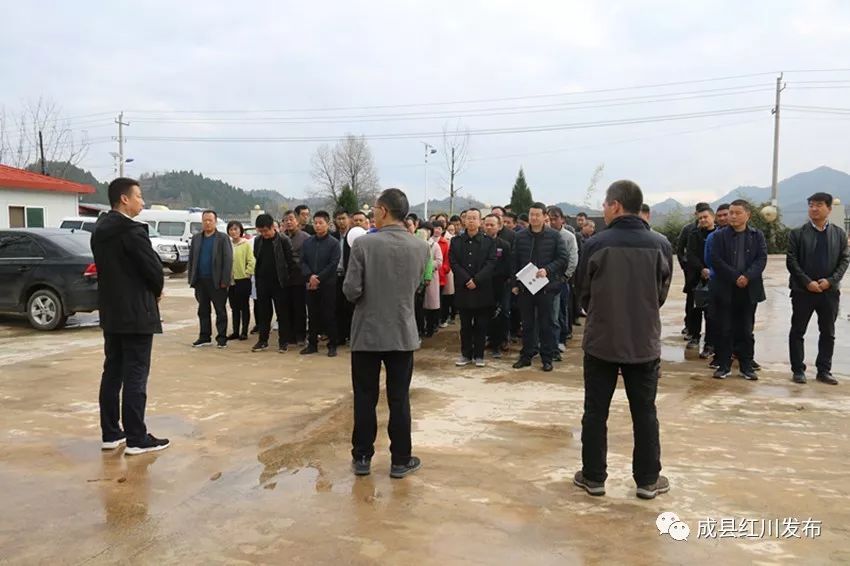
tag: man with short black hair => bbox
[517,213,530,231]
[294,204,315,235]
[334,210,354,345]
[351,211,369,230]
[710,200,767,380]
[253,213,299,353]
[686,207,717,355]
[92,177,169,454]
[188,210,233,348]
[511,202,569,372]
[344,188,430,479]
[677,203,711,339]
[282,210,309,346]
[484,214,512,358]
[502,212,518,232]
[548,206,579,350]
[574,180,672,500]
[787,192,850,385]
[301,210,341,357]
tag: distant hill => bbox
[25,161,108,203]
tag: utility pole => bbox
[38,130,46,175]
[770,73,786,207]
[115,111,129,177]
[422,142,436,218]
[449,146,456,215]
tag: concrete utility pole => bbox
[770,73,786,206]
[422,142,436,219]
[115,112,129,177]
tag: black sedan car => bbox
[0,229,99,330]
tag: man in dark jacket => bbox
[301,210,342,357]
[282,210,310,346]
[685,207,717,355]
[484,213,512,359]
[188,210,233,348]
[252,213,298,353]
[511,202,569,372]
[91,177,169,455]
[710,199,767,380]
[450,208,497,367]
[787,192,850,384]
[573,180,672,501]
[676,202,710,339]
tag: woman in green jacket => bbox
[227,221,256,340]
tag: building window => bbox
[8,206,45,228]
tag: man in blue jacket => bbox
[188,210,233,348]
[301,210,341,357]
[710,200,767,380]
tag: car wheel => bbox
[168,263,188,274]
[27,288,67,331]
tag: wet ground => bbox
[1,257,849,564]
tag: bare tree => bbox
[440,122,470,215]
[310,143,341,203]
[584,164,605,209]
[0,97,88,176]
[333,134,380,206]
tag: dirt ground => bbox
[1,256,848,565]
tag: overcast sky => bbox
[2,0,849,207]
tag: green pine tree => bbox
[509,167,534,214]
[337,184,358,213]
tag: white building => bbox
[0,164,95,229]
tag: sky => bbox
[1,0,849,208]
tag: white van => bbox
[136,208,228,243]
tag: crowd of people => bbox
[93,176,847,500]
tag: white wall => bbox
[0,190,80,229]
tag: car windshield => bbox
[148,227,162,238]
[50,234,93,256]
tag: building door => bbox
[9,206,25,228]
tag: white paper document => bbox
[516,262,548,295]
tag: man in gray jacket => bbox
[188,210,233,348]
[343,188,430,479]
[787,192,850,385]
[573,180,673,501]
[547,206,579,349]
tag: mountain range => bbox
[647,166,850,227]
[25,162,849,226]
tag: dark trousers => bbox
[581,353,661,485]
[684,289,696,332]
[553,282,570,342]
[714,288,756,372]
[439,293,453,324]
[459,307,491,359]
[351,350,414,465]
[487,285,511,350]
[424,309,440,336]
[415,290,425,335]
[569,277,579,327]
[194,277,228,341]
[790,290,840,374]
[519,290,557,363]
[307,282,337,347]
[283,284,306,344]
[228,278,252,336]
[336,276,353,344]
[99,333,153,445]
[257,278,287,346]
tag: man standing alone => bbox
[573,180,672,500]
[344,188,430,478]
[450,208,497,367]
[787,193,849,384]
[188,210,233,348]
[92,177,170,454]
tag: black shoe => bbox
[713,368,730,379]
[686,338,700,350]
[816,372,839,385]
[278,343,288,353]
[573,471,605,496]
[300,345,318,355]
[699,346,714,359]
[792,371,807,384]
[216,339,228,349]
[226,333,240,341]
[250,326,258,334]
[124,434,170,455]
[192,338,212,348]
[708,359,720,370]
[636,475,670,500]
[327,347,337,358]
[553,353,562,362]
[491,350,502,359]
[512,358,532,369]
[680,327,689,336]
[740,369,758,381]
[239,334,248,341]
[101,434,127,450]
[542,362,554,372]
[751,360,762,371]
[252,341,269,352]
[390,456,421,479]
[352,456,371,476]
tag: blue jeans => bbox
[551,282,571,343]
